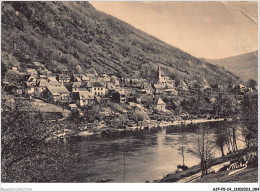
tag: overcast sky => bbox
[90,1,258,59]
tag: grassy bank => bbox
[193,167,258,183]
[155,146,257,183]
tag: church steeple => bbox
[158,65,162,79]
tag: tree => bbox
[67,109,82,128]
[1,96,55,181]
[246,79,257,90]
[82,105,98,123]
[225,122,238,153]
[1,95,94,182]
[177,134,188,166]
[188,124,214,177]
[132,109,145,129]
[241,92,258,148]
[215,124,227,157]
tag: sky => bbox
[90,1,258,59]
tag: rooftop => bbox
[47,85,70,95]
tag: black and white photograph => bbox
[1,1,258,191]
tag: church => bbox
[153,66,175,94]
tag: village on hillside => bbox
[1,1,258,185]
[2,59,257,136]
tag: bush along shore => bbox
[154,146,258,183]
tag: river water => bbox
[53,121,245,183]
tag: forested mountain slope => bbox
[2,1,239,86]
[207,51,258,82]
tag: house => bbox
[124,87,136,96]
[73,91,95,107]
[112,89,127,103]
[69,104,78,111]
[33,61,45,69]
[25,74,37,86]
[130,79,146,88]
[35,79,49,96]
[163,88,178,96]
[39,75,48,80]
[43,85,70,103]
[102,73,111,82]
[26,68,37,75]
[24,74,37,94]
[106,82,117,98]
[88,82,106,97]
[237,84,247,93]
[132,70,141,77]
[85,73,96,82]
[154,97,166,112]
[138,82,153,94]
[81,74,89,82]
[5,85,23,95]
[71,74,82,82]
[177,80,189,95]
[154,83,165,94]
[111,75,120,86]
[57,74,70,84]
[71,82,83,92]
[47,76,61,87]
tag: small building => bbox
[154,83,165,94]
[238,84,247,93]
[71,82,83,92]
[5,85,23,95]
[39,75,48,80]
[69,104,78,111]
[26,68,38,75]
[112,89,127,103]
[81,74,89,82]
[102,73,111,82]
[71,74,82,82]
[106,82,117,98]
[43,85,70,103]
[154,97,166,112]
[111,75,120,86]
[33,61,45,69]
[163,88,178,96]
[85,73,96,82]
[24,74,37,94]
[57,74,70,84]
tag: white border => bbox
[0,0,259,191]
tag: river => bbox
[48,121,245,183]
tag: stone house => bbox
[88,82,106,97]
[112,89,127,103]
[73,91,95,107]
[43,85,70,103]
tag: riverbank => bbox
[154,146,257,183]
[54,117,232,140]
[193,167,258,183]
[158,118,231,127]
